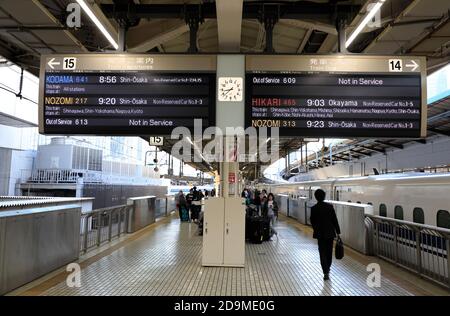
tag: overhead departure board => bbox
[39,54,216,135]
[246,55,427,138]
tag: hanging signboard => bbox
[245,55,427,138]
[39,54,216,135]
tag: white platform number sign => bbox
[149,136,164,146]
[63,57,77,70]
[388,59,403,72]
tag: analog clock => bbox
[218,77,243,102]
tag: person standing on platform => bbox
[191,186,201,222]
[260,190,268,214]
[262,193,278,237]
[177,191,187,221]
[254,190,261,215]
[186,188,194,221]
[310,189,341,281]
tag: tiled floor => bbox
[43,215,412,296]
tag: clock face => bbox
[218,77,243,102]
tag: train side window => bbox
[436,210,450,229]
[413,208,425,224]
[379,204,387,217]
[367,202,373,205]
[394,205,404,220]
[357,201,361,204]
[347,200,352,203]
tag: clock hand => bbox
[223,87,234,95]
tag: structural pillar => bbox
[337,19,348,54]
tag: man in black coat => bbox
[310,189,341,280]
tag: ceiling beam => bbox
[401,10,450,54]
[216,0,243,52]
[427,110,450,124]
[101,2,360,22]
[127,20,189,52]
[361,146,386,154]
[296,28,313,53]
[362,0,418,54]
[350,149,372,157]
[281,19,337,35]
[333,155,350,162]
[428,128,450,137]
[374,141,404,150]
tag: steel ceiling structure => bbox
[281,95,450,178]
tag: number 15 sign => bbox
[149,136,164,146]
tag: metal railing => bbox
[79,195,176,254]
[366,215,450,289]
[80,205,130,254]
[29,169,102,184]
[30,169,79,183]
[155,195,176,218]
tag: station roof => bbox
[0,111,37,128]
[1,0,449,74]
[0,0,449,178]
[282,94,450,177]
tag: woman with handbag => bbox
[261,193,279,239]
[310,189,341,281]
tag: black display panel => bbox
[39,55,216,135]
[246,73,423,138]
[245,55,427,138]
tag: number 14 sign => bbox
[389,59,420,72]
[389,59,403,72]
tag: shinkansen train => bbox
[168,184,215,195]
[262,173,450,228]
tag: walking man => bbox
[310,189,341,280]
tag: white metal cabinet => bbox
[202,197,245,267]
[202,198,225,266]
[223,197,245,267]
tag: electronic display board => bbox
[246,55,427,138]
[39,54,216,135]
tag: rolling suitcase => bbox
[249,216,264,244]
[180,207,190,222]
[245,215,252,240]
[262,217,273,241]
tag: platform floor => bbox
[14,214,450,296]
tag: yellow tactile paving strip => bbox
[14,214,450,296]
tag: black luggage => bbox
[335,236,344,259]
[262,217,273,241]
[191,205,200,221]
[249,216,264,244]
[245,215,251,240]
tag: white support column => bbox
[216,0,243,52]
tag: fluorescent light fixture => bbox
[76,0,119,50]
[186,136,194,145]
[345,0,386,48]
